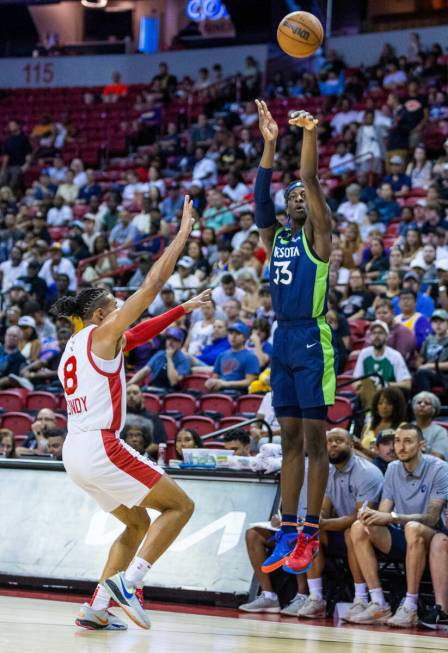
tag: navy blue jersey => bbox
[269,226,330,322]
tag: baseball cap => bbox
[228,321,251,339]
[390,155,403,165]
[83,213,96,222]
[403,271,420,283]
[9,280,30,292]
[72,220,85,231]
[431,309,448,321]
[18,316,36,329]
[177,256,194,269]
[165,327,185,342]
[368,320,389,336]
[376,428,395,446]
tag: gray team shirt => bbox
[382,454,448,515]
[326,453,384,517]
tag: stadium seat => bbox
[163,393,197,417]
[219,416,249,431]
[199,394,234,418]
[1,412,33,435]
[0,390,25,411]
[57,395,67,412]
[143,393,162,413]
[203,440,226,449]
[180,374,211,394]
[55,414,68,429]
[327,397,353,430]
[236,394,264,416]
[166,438,176,461]
[25,391,58,411]
[180,415,216,436]
[160,415,177,440]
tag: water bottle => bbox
[157,443,167,467]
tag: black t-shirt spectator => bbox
[19,274,48,305]
[340,291,374,319]
[127,406,167,444]
[3,132,31,166]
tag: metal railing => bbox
[201,417,274,444]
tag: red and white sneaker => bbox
[284,531,319,574]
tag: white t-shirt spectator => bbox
[331,110,359,134]
[383,70,407,89]
[193,157,217,188]
[122,182,141,202]
[274,188,286,211]
[353,345,411,387]
[131,211,152,235]
[212,285,245,308]
[39,257,77,292]
[73,171,88,188]
[167,271,200,302]
[336,266,350,286]
[338,200,368,226]
[187,320,214,356]
[222,182,249,203]
[139,179,166,196]
[47,204,73,226]
[329,152,355,176]
[231,226,258,251]
[0,260,28,292]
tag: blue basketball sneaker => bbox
[261,530,297,573]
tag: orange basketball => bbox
[277,11,324,58]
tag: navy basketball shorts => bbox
[271,317,337,416]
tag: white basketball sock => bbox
[354,582,369,602]
[261,591,278,601]
[90,583,110,611]
[307,577,323,600]
[403,592,418,610]
[369,587,386,607]
[124,556,151,587]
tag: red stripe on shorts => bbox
[101,430,162,489]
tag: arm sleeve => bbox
[254,166,276,229]
[123,305,185,352]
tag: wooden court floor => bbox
[0,596,447,653]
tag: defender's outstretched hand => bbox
[182,289,212,314]
[288,109,319,131]
[255,99,279,143]
[179,195,195,238]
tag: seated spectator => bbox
[414,310,448,392]
[340,269,373,321]
[383,156,411,196]
[185,300,215,356]
[330,98,359,134]
[56,170,79,205]
[223,171,249,204]
[205,322,259,393]
[421,530,448,629]
[195,319,230,367]
[190,113,215,147]
[401,229,423,266]
[81,235,116,285]
[297,428,383,620]
[128,327,191,392]
[412,391,448,460]
[47,195,73,227]
[406,144,433,190]
[395,289,432,349]
[0,325,26,389]
[371,429,397,474]
[371,183,400,225]
[70,158,87,189]
[185,240,211,282]
[350,423,448,628]
[126,384,167,459]
[0,428,16,459]
[120,415,154,459]
[109,210,139,250]
[21,326,70,391]
[337,184,368,226]
[102,71,128,103]
[127,253,152,288]
[46,155,67,184]
[356,110,384,173]
[410,244,440,285]
[342,223,364,269]
[167,256,200,303]
[78,170,102,203]
[16,407,56,455]
[39,243,77,294]
[373,300,417,365]
[161,182,184,223]
[392,270,434,318]
[249,318,272,370]
[383,62,408,90]
[45,428,65,460]
[360,386,407,450]
[330,248,350,287]
[202,189,235,234]
[329,142,355,177]
[140,165,166,196]
[212,273,244,308]
[148,285,178,317]
[18,315,41,363]
[192,146,217,188]
[362,237,389,282]
[223,429,251,456]
[229,250,258,284]
[175,428,202,460]
[0,246,28,293]
[354,320,412,395]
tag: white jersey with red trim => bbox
[58,324,126,434]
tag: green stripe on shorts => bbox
[317,316,336,405]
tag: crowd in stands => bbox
[1,34,448,628]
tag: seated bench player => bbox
[350,423,448,627]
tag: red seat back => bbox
[163,393,197,416]
[180,415,216,436]
[26,391,58,411]
[160,415,177,440]
[219,416,250,431]
[199,394,234,417]
[236,394,263,416]
[180,374,210,393]
[55,414,68,429]
[327,397,352,430]
[143,393,162,413]
[0,390,25,411]
[1,412,33,435]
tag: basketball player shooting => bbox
[53,196,211,631]
[254,100,337,575]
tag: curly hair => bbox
[371,387,407,431]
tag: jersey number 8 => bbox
[273,261,293,285]
[63,356,78,395]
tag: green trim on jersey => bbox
[317,316,336,405]
[302,231,329,318]
[268,226,288,268]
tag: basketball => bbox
[277,11,324,58]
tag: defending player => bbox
[54,196,211,631]
[254,100,336,574]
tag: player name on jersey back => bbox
[58,324,126,434]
